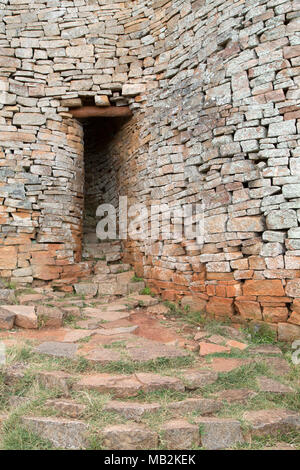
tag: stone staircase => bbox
[0,240,299,450]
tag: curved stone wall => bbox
[0,0,300,338]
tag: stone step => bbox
[194,417,244,450]
[17,404,300,451]
[45,399,86,418]
[103,401,161,421]
[257,376,295,395]
[21,416,88,450]
[0,304,65,330]
[160,419,199,450]
[73,273,145,297]
[73,373,142,398]
[101,423,158,450]
[73,372,185,398]
[166,397,221,416]
[243,409,300,437]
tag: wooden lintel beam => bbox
[70,105,132,119]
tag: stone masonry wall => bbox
[0,0,145,287]
[1,0,300,339]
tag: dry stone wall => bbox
[1,0,300,338]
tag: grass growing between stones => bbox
[2,342,195,378]
[234,430,300,450]
[1,420,54,451]
[1,302,299,450]
[203,362,270,392]
[0,381,65,450]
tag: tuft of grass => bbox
[103,341,126,350]
[243,324,277,345]
[163,301,183,318]
[63,314,80,328]
[3,280,17,290]
[131,275,143,283]
[234,430,300,450]
[140,287,155,296]
[203,362,270,393]
[2,422,54,450]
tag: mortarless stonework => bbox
[0,0,300,336]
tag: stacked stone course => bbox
[0,0,300,338]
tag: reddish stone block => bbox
[206,297,234,317]
[258,296,292,304]
[263,307,289,323]
[206,285,216,296]
[215,285,226,297]
[207,273,235,281]
[235,300,262,321]
[288,312,300,326]
[243,280,284,297]
[199,342,231,356]
[0,246,17,270]
[150,267,173,282]
[292,299,300,314]
[226,283,242,297]
[32,265,62,281]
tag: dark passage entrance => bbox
[81,115,131,243]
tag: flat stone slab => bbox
[36,371,75,394]
[199,342,231,356]
[215,388,257,403]
[80,348,122,364]
[127,294,159,307]
[34,341,78,359]
[104,401,161,421]
[195,417,244,450]
[45,399,86,418]
[257,356,291,376]
[104,302,131,312]
[62,330,95,343]
[126,337,188,362]
[135,372,185,393]
[18,293,44,304]
[207,357,250,372]
[74,373,142,398]
[243,409,300,436]
[181,369,218,389]
[160,419,199,450]
[248,345,283,355]
[94,325,139,336]
[257,376,295,394]
[82,307,130,322]
[205,334,227,345]
[128,312,180,344]
[21,416,88,449]
[167,398,221,416]
[226,339,248,350]
[102,423,158,450]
